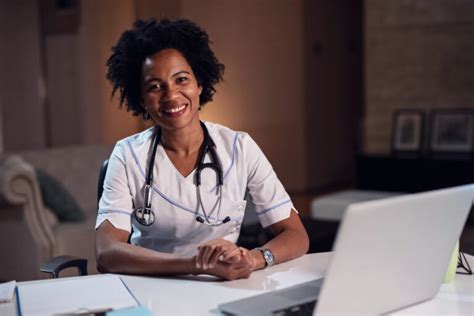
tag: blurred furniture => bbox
[311,190,403,221]
[40,255,88,279]
[0,145,113,281]
[357,154,474,224]
[356,154,474,193]
[312,153,474,222]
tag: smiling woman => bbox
[96,18,309,280]
[141,49,202,134]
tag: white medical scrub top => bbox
[95,121,295,257]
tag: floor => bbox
[289,191,474,256]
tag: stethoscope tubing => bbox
[134,122,230,226]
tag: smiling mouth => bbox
[161,104,188,117]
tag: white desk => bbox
[1,252,473,315]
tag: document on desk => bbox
[16,275,139,316]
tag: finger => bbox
[232,264,254,280]
[208,245,227,269]
[197,239,222,266]
[220,244,241,260]
[196,245,206,269]
[237,248,255,272]
[202,245,217,269]
[196,242,214,268]
[220,247,241,263]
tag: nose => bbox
[162,85,180,102]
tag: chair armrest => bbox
[0,155,55,267]
[0,155,54,227]
[40,255,88,278]
[0,155,38,206]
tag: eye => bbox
[147,82,162,92]
[176,76,188,84]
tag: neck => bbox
[160,121,204,156]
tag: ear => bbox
[198,85,203,95]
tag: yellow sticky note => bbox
[443,241,459,283]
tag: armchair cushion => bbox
[35,168,85,222]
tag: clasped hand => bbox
[195,239,255,280]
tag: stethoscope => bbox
[133,121,231,227]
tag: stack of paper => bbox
[17,275,139,316]
[0,281,16,303]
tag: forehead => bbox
[142,49,192,77]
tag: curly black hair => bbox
[106,18,225,118]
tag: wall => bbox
[93,0,143,144]
[0,0,47,150]
[179,0,307,191]
[0,0,142,149]
[304,1,363,191]
[363,0,474,154]
[45,0,142,146]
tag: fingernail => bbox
[203,264,207,269]
[196,262,200,268]
[219,255,224,261]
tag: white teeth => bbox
[163,105,186,113]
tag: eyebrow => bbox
[143,70,192,86]
[172,70,191,77]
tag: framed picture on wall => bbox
[429,109,474,154]
[391,109,425,154]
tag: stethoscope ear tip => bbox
[195,215,231,226]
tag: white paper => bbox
[17,275,138,316]
[0,280,16,303]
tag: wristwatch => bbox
[256,247,275,267]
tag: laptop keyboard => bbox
[272,300,317,315]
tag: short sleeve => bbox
[244,134,294,228]
[95,141,133,232]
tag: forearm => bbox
[96,220,204,276]
[249,211,310,270]
[97,241,199,275]
[250,228,309,270]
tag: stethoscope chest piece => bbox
[134,206,155,226]
[134,183,155,226]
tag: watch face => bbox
[263,249,275,266]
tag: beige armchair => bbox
[0,145,112,281]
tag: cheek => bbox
[143,93,160,105]
[185,86,201,102]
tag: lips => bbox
[160,104,188,117]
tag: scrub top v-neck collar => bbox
[157,143,197,182]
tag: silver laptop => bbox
[218,184,474,315]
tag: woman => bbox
[95,18,309,280]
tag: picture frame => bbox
[429,109,474,154]
[391,109,425,154]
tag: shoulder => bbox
[204,121,255,149]
[113,126,155,157]
[204,122,265,170]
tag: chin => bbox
[158,115,200,131]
